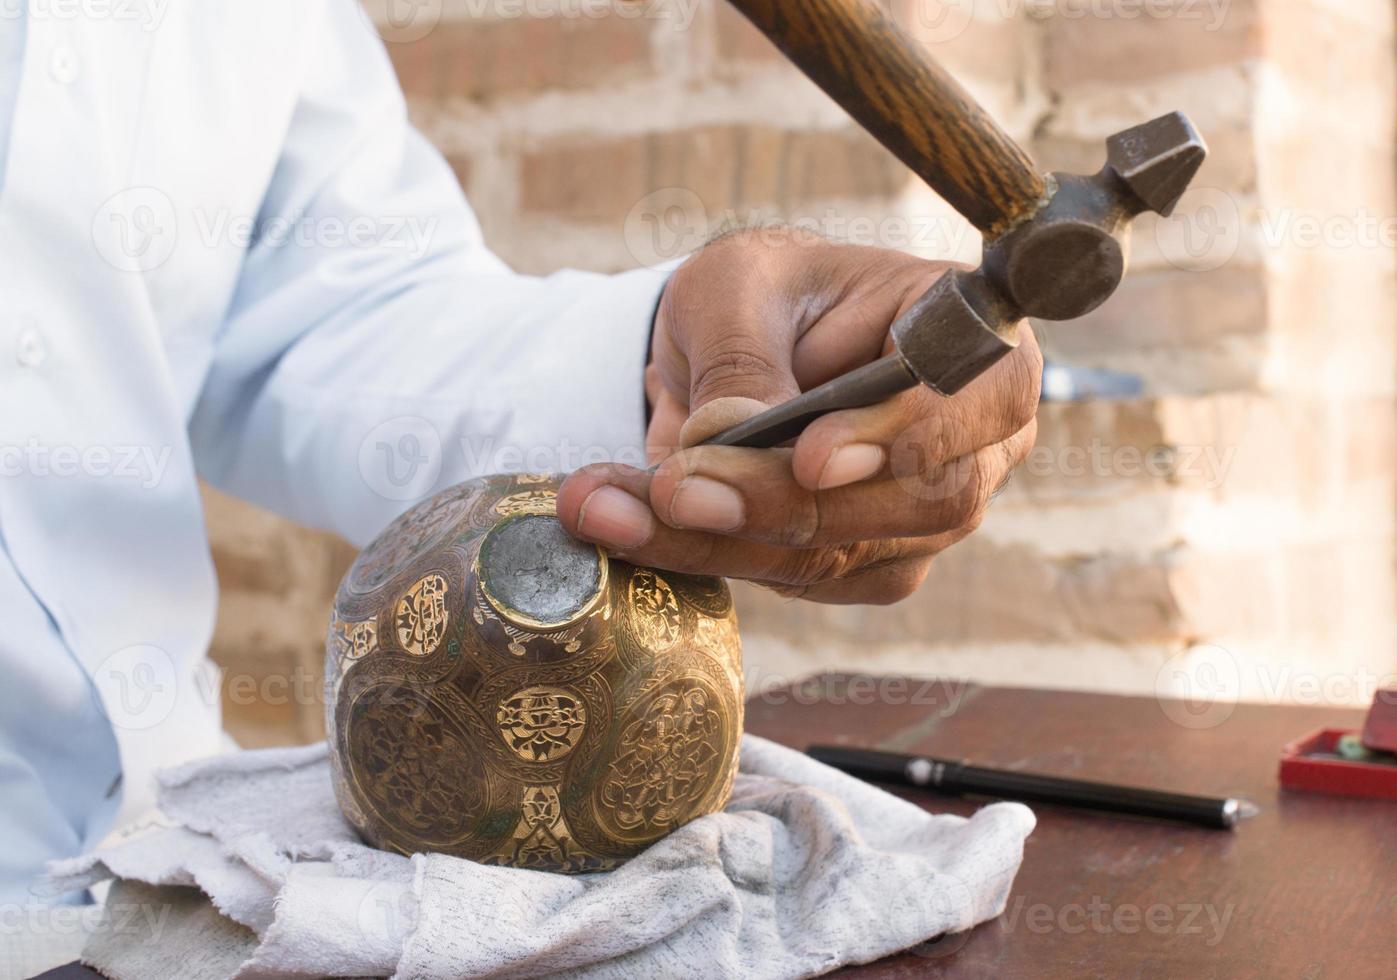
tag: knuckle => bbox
[639,532,720,577]
[866,561,933,606]
[689,339,784,403]
[774,544,859,588]
[931,458,988,532]
[777,493,824,549]
[676,534,724,576]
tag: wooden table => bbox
[41,675,1396,979]
[746,674,1395,979]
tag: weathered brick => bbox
[1041,0,1262,89]
[1042,266,1268,358]
[710,3,784,66]
[388,16,655,103]
[519,125,908,223]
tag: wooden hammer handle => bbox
[726,0,1046,236]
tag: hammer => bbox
[699,0,1207,449]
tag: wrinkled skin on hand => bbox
[557,228,1041,605]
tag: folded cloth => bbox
[47,736,1035,980]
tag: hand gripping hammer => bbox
[700,0,1208,449]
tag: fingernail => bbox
[577,486,655,550]
[670,476,745,532]
[818,443,886,490]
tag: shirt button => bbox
[50,44,80,85]
[16,326,47,368]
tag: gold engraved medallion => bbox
[395,573,449,656]
[497,686,588,762]
[332,618,378,663]
[493,490,557,517]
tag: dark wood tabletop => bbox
[746,674,1396,980]
[41,674,1396,980]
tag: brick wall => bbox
[208,0,1397,745]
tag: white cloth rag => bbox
[46,736,1035,979]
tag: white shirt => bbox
[0,0,662,903]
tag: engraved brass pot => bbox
[325,473,743,873]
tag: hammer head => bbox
[981,111,1209,322]
[1105,112,1208,219]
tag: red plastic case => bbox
[1279,728,1397,801]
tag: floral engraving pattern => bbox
[497,686,588,762]
[599,682,724,838]
[627,570,683,650]
[347,689,485,840]
[493,490,556,517]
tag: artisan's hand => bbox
[557,229,1041,604]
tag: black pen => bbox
[807,745,1256,830]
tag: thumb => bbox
[677,397,771,449]
[654,243,807,419]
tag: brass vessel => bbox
[325,473,743,872]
